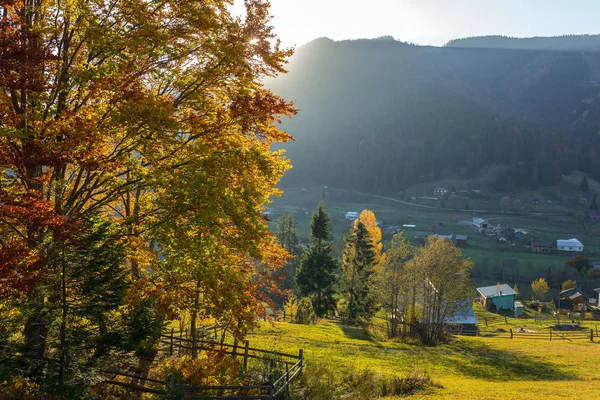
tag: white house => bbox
[472,218,488,229]
[345,211,359,221]
[556,238,584,252]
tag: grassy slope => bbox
[248,320,600,399]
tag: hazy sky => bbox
[232,0,600,48]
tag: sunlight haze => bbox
[233,0,600,47]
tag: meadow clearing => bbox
[248,318,600,399]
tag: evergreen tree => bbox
[340,222,377,325]
[580,175,590,192]
[295,204,337,317]
[275,213,302,291]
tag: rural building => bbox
[556,287,589,311]
[415,232,430,241]
[514,301,524,317]
[434,227,453,240]
[402,224,416,229]
[455,235,468,245]
[588,210,600,221]
[434,187,449,197]
[444,301,478,333]
[472,218,488,229]
[476,284,517,311]
[594,288,600,307]
[531,241,554,253]
[557,238,584,252]
[345,211,359,221]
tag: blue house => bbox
[477,284,517,311]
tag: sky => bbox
[232,0,600,48]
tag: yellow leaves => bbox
[355,210,383,262]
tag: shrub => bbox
[295,298,316,325]
[291,365,439,399]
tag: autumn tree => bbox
[341,221,378,325]
[565,254,591,280]
[408,236,473,343]
[0,0,295,392]
[295,204,337,317]
[561,280,577,291]
[354,210,383,263]
[377,232,413,337]
[531,278,550,301]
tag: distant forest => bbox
[446,34,600,52]
[269,36,600,194]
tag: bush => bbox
[292,365,439,399]
[295,298,316,325]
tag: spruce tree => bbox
[341,222,377,325]
[295,204,337,317]
[275,213,302,291]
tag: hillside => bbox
[270,36,600,195]
[249,319,600,399]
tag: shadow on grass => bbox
[339,324,377,342]
[446,340,572,381]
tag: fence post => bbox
[550,329,552,341]
[214,326,217,340]
[179,329,183,356]
[484,317,488,327]
[169,328,174,356]
[510,328,513,339]
[534,313,537,322]
[591,329,594,342]
[505,316,508,324]
[232,341,238,360]
[285,362,290,394]
[299,349,304,376]
[243,340,249,371]
[269,374,274,397]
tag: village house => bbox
[345,211,359,221]
[455,235,468,245]
[472,218,488,229]
[434,227,453,240]
[531,241,554,253]
[476,284,517,311]
[444,301,478,333]
[557,238,584,252]
[587,210,600,221]
[555,287,589,312]
[434,187,449,197]
[415,231,430,241]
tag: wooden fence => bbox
[102,328,304,399]
[453,328,595,341]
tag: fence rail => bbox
[102,326,304,399]
[453,328,595,341]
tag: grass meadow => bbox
[248,319,600,399]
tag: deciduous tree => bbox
[531,278,550,301]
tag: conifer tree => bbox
[341,222,377,325]
[275,213,302,291]
[295,204,337,317]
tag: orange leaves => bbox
[0,238,42,299]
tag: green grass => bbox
[247,319,600,399]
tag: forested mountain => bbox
[270,36,600,194]
[446,35,600,52]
